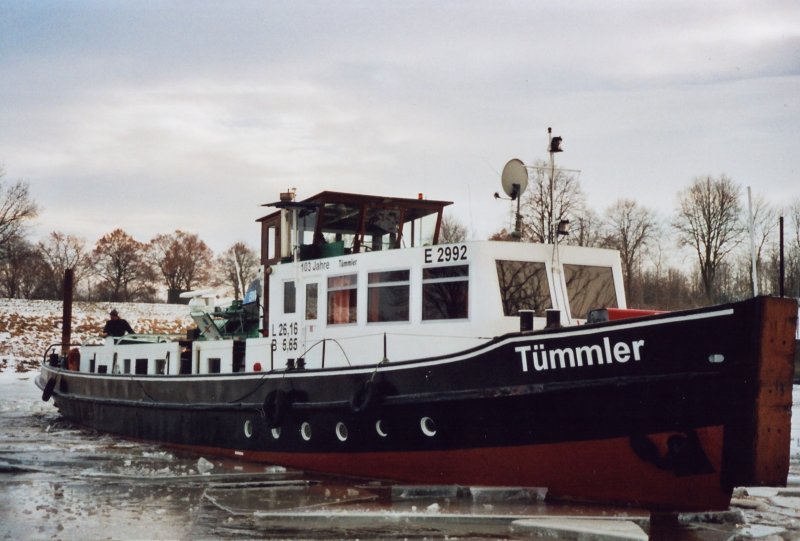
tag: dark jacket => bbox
[103,318,135,337]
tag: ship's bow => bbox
[724,296,796,490]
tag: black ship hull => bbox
[37,296,796,511]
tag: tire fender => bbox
[350,380,381,414]
[42,377,57,402]
[263,390,289,428]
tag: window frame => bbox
[305,282,319,321]
[421,263,469,321]
[367,269,411,323]
[327,273,358,325]
[562,264,618,320]
[283,280,296,314]
[495,260,553,317]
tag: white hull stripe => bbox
[47,308,734,382]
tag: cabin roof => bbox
[256,191,452,223]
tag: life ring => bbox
[263,390,289,428]
[67,348,80,371]
[41,377,57,402]
[350,380,381,414]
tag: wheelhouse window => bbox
[298,208,318,245]
[305,283,318,320]
[365,208,401,251]
[283,280,296,314]
[327,274,357,324]
[495,260,552,316]
[563,264,618,319]
[422,265,468,320]
[368,270,410,322]
[320,203,360,251]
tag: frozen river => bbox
[1,368,798,540]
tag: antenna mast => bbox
[547,127,563,244]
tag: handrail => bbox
[41,342,84,367]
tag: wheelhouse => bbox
[251,191,626,372]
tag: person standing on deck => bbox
[103,309,135,337]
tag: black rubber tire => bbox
[263,390,289,428]
[349,380,380,414]
[41,377,56,402]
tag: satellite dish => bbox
[501,158,528,200]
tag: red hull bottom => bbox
[172,425,729,511]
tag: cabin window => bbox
[563,264,618,319]
[123,358,131,374]
[135,358,148,375]
[155,359,167,375]
[368,270,410,322]
[267,225,276,260]
[208,358,221,373]
[305,283,318,320]
[283,280,296,313]
[422,264,469,320]
[495,260,552,316]
[327,274,357,325]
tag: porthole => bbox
[375,419,388,438]
[271,427,281,440]
[335,422,349,442]
[420,417,437,437]
[300,422,312,441]
[244,420,253,438]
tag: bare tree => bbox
[564,206,603,248]
[783,198,800,298]
[439,213,468,243]
[488,228,515,242]
[674,174,743,303]
[746,193,778,295]
[215,242,260,300]
[519,160,586,244]
[149,230,213,302]
[36,232,89,299]
[602,199,658,302]
[0,235,45,298]
[93,229,155,302]
[0,167,39,258]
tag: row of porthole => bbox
[243,417,438,441]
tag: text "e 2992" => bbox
[424,245,468,264]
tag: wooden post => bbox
[60,269,74,357]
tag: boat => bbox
[36,178,796,512]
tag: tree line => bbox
[0,166,260,303]
[444,160,800,310]
[3,163,799,309]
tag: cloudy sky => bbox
[1,1,798,253]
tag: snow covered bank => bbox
[0,298,192,368]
